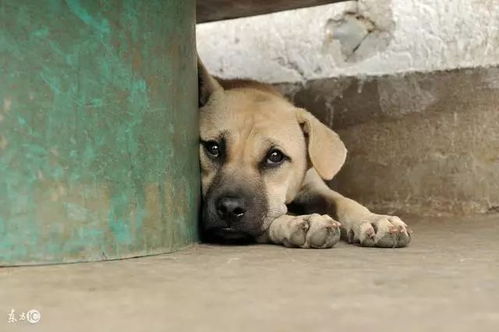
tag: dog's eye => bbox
[266,149,284,166]
[204,141,220,157]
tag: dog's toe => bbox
[306,214,341,249]
[285,217,310,247]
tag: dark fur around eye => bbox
[201,139,225,161]
[205,141,220,157]
[262,148,289,169]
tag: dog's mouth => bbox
[202,227,256,245]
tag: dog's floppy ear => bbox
[198,57,222,107]
[295,108,347,180]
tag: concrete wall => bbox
[198,0,499,83]
[280,68,499,216]
[197,0,499,216]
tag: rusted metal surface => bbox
[197,0,347,23]
[0,0,199,265]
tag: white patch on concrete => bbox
[324,13,376,61]
[197,0,499,83]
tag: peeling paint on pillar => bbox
[0,0,199,265]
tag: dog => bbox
[198,59,411,248]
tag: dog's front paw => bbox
[345,214,412,248]
[283,214,341,249]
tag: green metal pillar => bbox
[0,0,199,265]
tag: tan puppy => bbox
[198,60,411,248]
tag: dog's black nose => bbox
[216,196,246,222]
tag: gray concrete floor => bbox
[1,214,499,332]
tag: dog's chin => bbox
[202,227,257,245]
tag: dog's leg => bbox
[263,213,342,248]
[292,169,412,248]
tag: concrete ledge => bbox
[278,66,499,216]
[198,1,499,82]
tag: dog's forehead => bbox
[200,88,307,164]
[201,88,297,136]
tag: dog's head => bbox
[198,60,347,243]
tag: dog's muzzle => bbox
[202,185,268,244]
